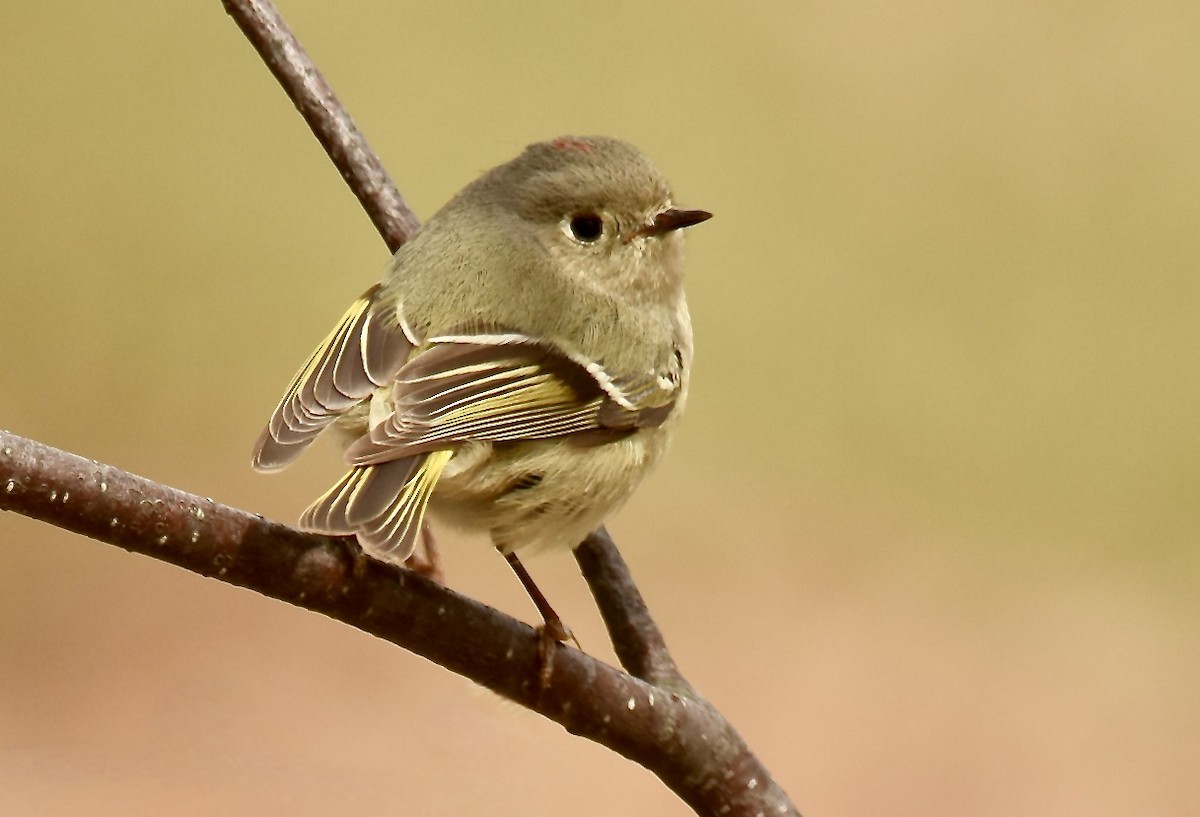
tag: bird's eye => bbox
[567,213,605,243]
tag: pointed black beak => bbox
[633,207,713,238]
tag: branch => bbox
[222,0,418,252]
[0,431,797,816]
[577,528,697,697]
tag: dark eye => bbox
[567,213,605,243]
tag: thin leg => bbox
[504,550,580,693]
[504,551,578,648]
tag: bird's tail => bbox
[299,450,453,562]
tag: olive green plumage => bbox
[253,135,709,560]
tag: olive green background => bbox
[2,2,1196,815]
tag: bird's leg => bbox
[403,521,445,583]
[503,550,576,644]
[503,550,581,691]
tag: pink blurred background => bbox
[2,2,1197,815]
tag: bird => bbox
[251,135,709,635]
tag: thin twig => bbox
[576,528,696,696]
[222,0,419,252]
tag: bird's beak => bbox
[632,207,712,239]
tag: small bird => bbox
[252,136,708,632]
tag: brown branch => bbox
[0,431,798,816]
[222,0,419,252]
[576,528,697,697]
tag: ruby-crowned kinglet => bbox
[252,135,709,566]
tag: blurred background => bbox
[2,2,1197,815]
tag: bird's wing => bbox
[345,332,680,466]
[252,284,415,471]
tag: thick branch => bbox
[0,431,798,816]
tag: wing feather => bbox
[345,335,678,466]
[252,285,413,472]
[289,330,680,561]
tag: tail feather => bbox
[298,468,361,535]
[344,457,423,527]
[299,451,452,563]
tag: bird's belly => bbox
[427,430,668,554]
